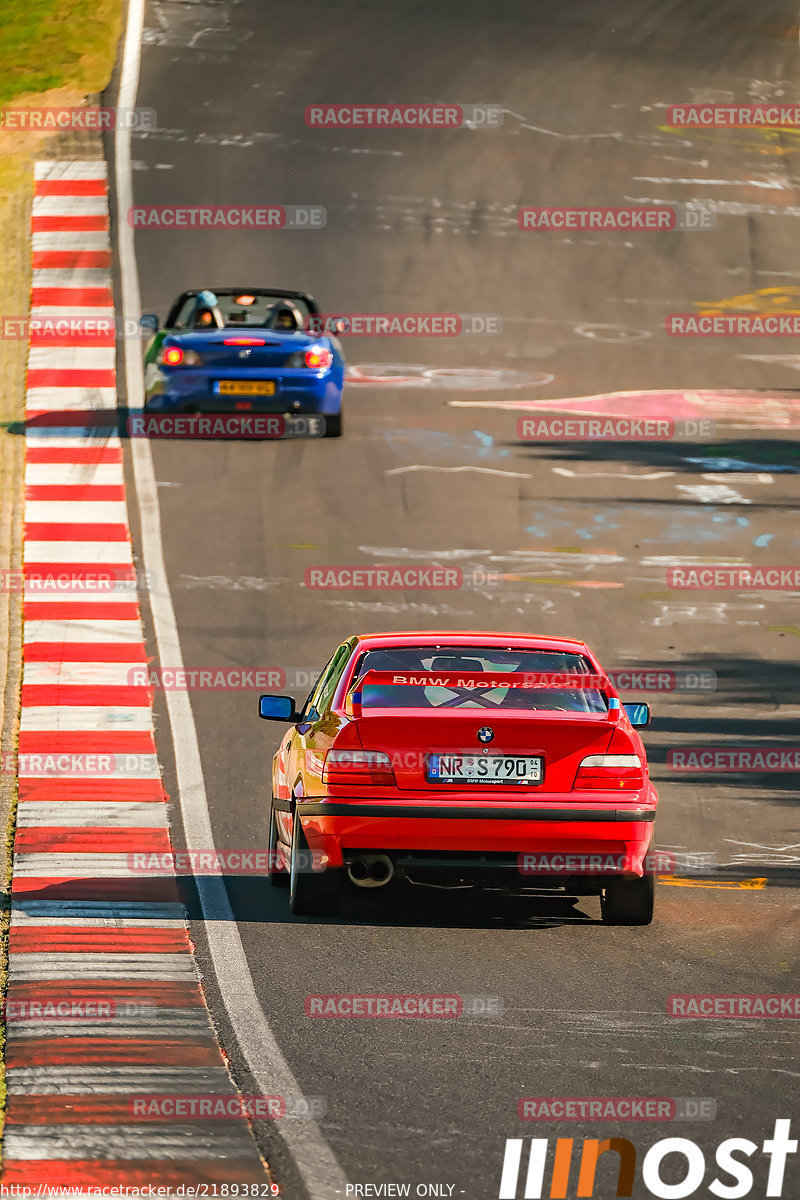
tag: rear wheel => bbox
[288,811,344,916]
[600,872,654,926]
[268,800,289,888]
[323,411,342,438]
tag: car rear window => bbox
[351,647,607,713]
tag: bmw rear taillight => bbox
[223,337,266,346]
[322,749,396,786]
[158,346,201,367]
[574,754,644,791]
[305,347,333,370]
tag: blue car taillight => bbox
[284,346,333,369]
[158,346,201,367]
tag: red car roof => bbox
[354,631,591,654]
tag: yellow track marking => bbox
[694,286,800,315]
[658,876,767,890]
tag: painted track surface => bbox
[50,0,800,1194]
[2,160,266,1188]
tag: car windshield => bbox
[352,647,608,713]
[171,292,313,330]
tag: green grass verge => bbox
[0,0,122,103]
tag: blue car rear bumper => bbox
[144,366,343,415]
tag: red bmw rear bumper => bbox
[283,788,658,877]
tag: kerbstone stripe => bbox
[25,542,133,564]
[6,159,267,1187]
[26,432,121,445]
[16,759,161,781]
[11,901,183,921]
[7,1065,240,1094]
[32,197,110,218]
[24,396,117,415]
[23,620,142,644]
[5,1125,260,1160]
[17,803,168,827]
[13,854,165,876]
[10,954,201,981]
[23,663,148,686]
[21,591,143,607]
[35,162,110,181]
[20,707,154,731]
[25,500,130,523]
[28,347,116,370]
[6,1011,213,1038]
[32,232,111,252]
[25,464,124,485]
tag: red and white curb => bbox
[2,160,267,1188]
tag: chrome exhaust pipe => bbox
[347,854,394,888]
[348,859,369,882]
[368,857,391,883]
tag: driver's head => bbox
[194,307,214,327]
[274,307,298,331]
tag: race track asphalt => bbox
[116,2,800,1195]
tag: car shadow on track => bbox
[504,435,800,477]
[181,874,602,929]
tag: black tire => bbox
[601,872,654,926]
[323,411,342,438]
[288,812,344,916]
[268,800,289,888]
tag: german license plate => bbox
[427,754,543,785]
[215,380,276,396]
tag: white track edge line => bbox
[114,2,349,1195]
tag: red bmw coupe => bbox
[259,632,658,924]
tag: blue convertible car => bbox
[141,288,345,437]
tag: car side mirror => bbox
[140,314,159,334]
[259,694,300,722]
[624,702,651,728]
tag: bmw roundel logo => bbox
[477,726,494,744]
[238,348,252,359]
